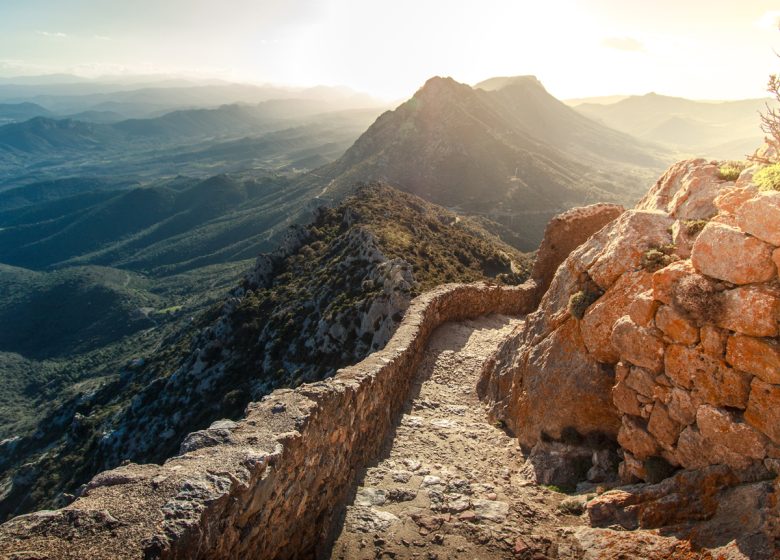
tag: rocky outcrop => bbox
[0,282,538,560]
[482,157,780,475]
[482,155,780,556]
[529,203,624,296]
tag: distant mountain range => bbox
[0,79,384,118]
[0,173,323,275]
[302,75,672,249]
[0,99,385,156]
[573,92,771,159]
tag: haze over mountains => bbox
[573,92,772,159]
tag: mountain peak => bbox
[413,76,472,100]
[474,75,545,92]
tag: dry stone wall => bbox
[482,156,780,486]
[0,199,629,560]
[0,282,538,560]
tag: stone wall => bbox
[481,157,780,485]
[0,282,538,560]
[612,162,780,482]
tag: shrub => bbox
[671,274,724,325]
[557,497,585,515]
[754,73,780,163]
[682,219,709,237]
[717,161,746,181]
[754,162,780,191]
[640,244,677,272]
[568,287,602,320]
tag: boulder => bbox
[611,316,665,373]
[717,284,780,337]
[507,318,620,448]
[531,203,624,296]
[725,334,780,384]
[636,158,718,217]
[586,210,673,289]
[736,191,780,246]
[581,271,652,363]
[691,222,776,284]
[714,185,757,215]
[696,405,767,460]
[744,379,780,445]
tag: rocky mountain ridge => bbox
[0,183,532,521]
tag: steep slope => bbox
[0,183,532,520]
[575,93,770,158]
[301,76,671,250]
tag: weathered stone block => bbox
[726,334,780,384]
[745,379,780,445]
[717,284,780,337]
[691,222,775,284]
[655,305,699,345]
[611,316,665,373]
[736,191,780,246]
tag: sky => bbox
[0,0,779,101]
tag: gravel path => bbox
[328,314,587,560]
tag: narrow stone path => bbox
[329,315,587,560]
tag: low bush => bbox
[717,161,746,181]
[671,273,724,325]
[568,286,603,320]
[754,162,780,191]
[640,244,677,272]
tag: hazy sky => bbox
[1,0,779,100]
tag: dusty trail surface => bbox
[329,314,587,560]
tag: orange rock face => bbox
[725,334,780,384]
[611,316,665,373]
[655,305,698,345]
[651,261,695,305]
[581,271,651,363]
[699,325,727,357]
[587,210,673,288]
[736,191,780,246]
[665,344,749,408]
[717,284,780,337]
[690,222,776,284]
[696,405,767,459]
[744,379,780,445]
[714,185,757,215]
